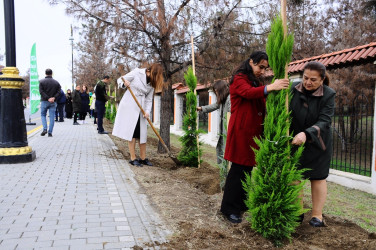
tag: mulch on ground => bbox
[104,120,376,249]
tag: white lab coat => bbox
[112,68,154,143]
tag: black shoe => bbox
[41,130,47,136]
[139,158,153,166]
[48,133,52,137]
[224,213,242,224]
[73,122,80,125]
[59,119,64,122]
[55,119,58,122]
[309,217,325,227]
[129,159,142,167]
[98,131,108,134]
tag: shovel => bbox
[121,77,181,165]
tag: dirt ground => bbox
[104,121,376,249]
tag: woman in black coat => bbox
[72,85,82,125]
[290,61,336,227]
[79,85,90,123]
[65,89,73,119]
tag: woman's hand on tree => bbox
[267,79,290,92]
[292,132,306,145]
[197,107,202,111]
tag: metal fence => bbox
[331,91,374,177]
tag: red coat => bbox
[224,73,266,167]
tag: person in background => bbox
[197,80,231,165]
[90,92,97,124]
[79,85,90,124]
[89,92,93,118]
[72,85,81,125]
[95,76,111,134]
[65,89,73,119]
[113,64,166,166]
[290,61,336,227]
[55,88,66,122]
[39,68,61,137]
[221,51,290,223]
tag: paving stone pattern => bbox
[0,120,170,250]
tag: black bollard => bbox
[0,0,36,163]
[0,68,36,163]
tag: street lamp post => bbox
[0,0,36,163]
[69,25,74,90]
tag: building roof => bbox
[175,83,207,94]
[289,42,376,73]
[264,42,376,77]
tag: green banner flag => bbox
[30,43,40,114]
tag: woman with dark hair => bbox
[79,85,90,123]
[65,89,73,119]
[113,64,167,167]
[221,51,290,223]
[197,80,231,165]
[290,61,335,227]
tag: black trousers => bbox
[96,100,105,132]
[220,163,253,215]
[79,112,87,120]
[55,103,65,121]
[73,112,80,123]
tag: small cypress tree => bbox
[178,67,202,167]
[243,16,307,246]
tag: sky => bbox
[0,0,77,91]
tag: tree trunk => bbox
[157,0,173,153]
[159,82,172,153]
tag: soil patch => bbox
[104,120,376,249]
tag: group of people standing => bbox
[197,52,335,228]
[111,53,335,229]
[38,68,108,136]
[65,85,92,125]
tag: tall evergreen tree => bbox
[243,16,306,246]
[178,67,202,167]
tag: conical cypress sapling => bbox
[178,67,202,167]
[243,16,307,246]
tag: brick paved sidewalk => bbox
[0,119,170,250]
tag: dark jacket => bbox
[290,82,336,180]
[80,92,90,113]
[72,89,82,113]
[39,76,61,101]
[224,73,266,166]
[95,80,109,102]
[57,89,66,104]
[65,93,73,113]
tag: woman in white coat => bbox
[113,64,165,167]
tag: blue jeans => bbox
[41,101,57,133]
[95,100,106,132]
